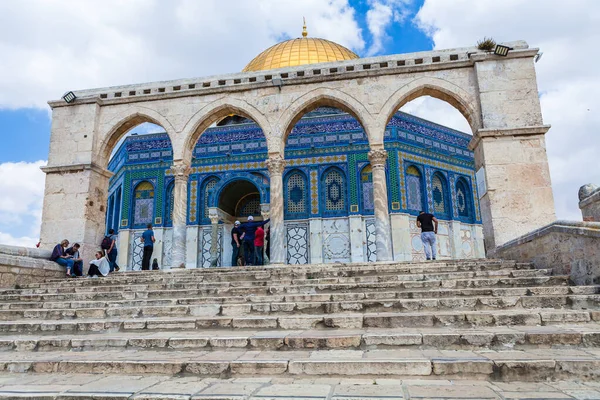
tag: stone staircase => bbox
[1,259,600,398]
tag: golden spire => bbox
[302,17,308,37]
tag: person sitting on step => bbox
[65,243,83,277]
[50,239,75,277]
[87,250,110,278]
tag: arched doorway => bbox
[199,178,267,268]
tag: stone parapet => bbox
[0,249,63,288]
[48,42,534,108]
[495,220,600,285]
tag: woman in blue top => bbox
[50,239,75,277]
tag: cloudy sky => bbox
[0,0,596,246]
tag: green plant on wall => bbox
[477,37,496,51]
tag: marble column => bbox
[260,204,270,264]
[266,155,286,265]
[209,212,220,268]
[368,149,393,262]
[171,161,191,269]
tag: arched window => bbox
[133,181,155,227]
[322,168,347,215]
[406,165,424,212]
[432,172,449,217]
[285,170,308,219]
[164,181,175,226]
[361,165,374,213]
[237,194,261,217]
[456,177,472,221]
[201,177,219,221]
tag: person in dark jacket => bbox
[50,239,75,277]
[65,243,83,277]
[240,216,270,266]
[106,229,120,272]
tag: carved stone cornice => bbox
[368,149,388,167]
[266,155,286,176]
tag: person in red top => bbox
[254,226,265,266]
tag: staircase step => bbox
[0,275,570,303]
[0,373,594,399]
[0,294,598,320]
[1,347,600,381]
[0,325,599,352]
[0,309,593,333]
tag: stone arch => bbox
[379,77,482,138]
[209,174,270,209]
[98,107,177,168]
[179,98,273,163]
[278,87,375,152]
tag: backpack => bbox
[152,259,160,270]
[101,236,112,250]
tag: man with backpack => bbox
[140,224,155,271]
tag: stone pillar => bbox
[185,226,199,269]
[260,204,270,264]
[266,155,286,265]
[309,218,323,264]
[390,213,411,261]
[470,126,555,250]
[348,215,364,262]
[40,163,112,262]
[368,149,393,262]
[208,212,220,268]
[116,229,131,270]
[448,221,462,259]
[170,161,191,269]
[472,54,556,251]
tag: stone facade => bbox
[0,245,64,288]
[40,40,555,265]
[106,108,484,269]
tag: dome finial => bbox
[302,17,308,37]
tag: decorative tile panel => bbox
[129,231,144,271]
[365,218,377,262]
[322,218,350,263]
[162,228,173,268]
[199,226,222,268]
[286,222,309,264]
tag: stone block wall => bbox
[495,221,600,285]
[0,245,64,288]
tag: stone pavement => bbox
[2,259,600,394]
[0,374,599,399]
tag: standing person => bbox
[105,229,120,273]
[231,221,243,267]
[140,224,155,271]
[65,243,83,277]
[416,211,438,260]
[254,225,265,266]
[240,216,270,266]
[50,239,75,277]
[88,250,110,278]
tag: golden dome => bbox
[242,21,359,72]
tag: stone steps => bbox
[3,259,600,385]
[9,267,553,295]
[2,347,600,381]
[1,294,599,321]
[0,276,570,303]
[0,374,594,400]
[0,309,593,333]
[1,285,597,313]
[0,325,599,352]
[23,260,528,287]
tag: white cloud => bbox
[366,0,412,55]
[0,161,46,246]
[400,96,472,133]
[0,0,364,109]
[412,0,600,221]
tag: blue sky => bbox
[0,0,598,245]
